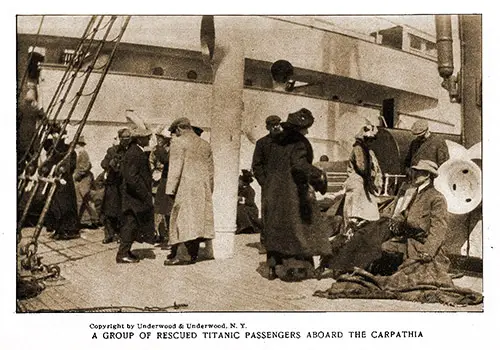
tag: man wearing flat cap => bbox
[404,120,449,172]
[116,126,155,263]
[164,117,215,265]
[251,115,283,254]
[100,128,131,244]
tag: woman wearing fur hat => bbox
[343,123,383,233]
[236,169,262,234]
[262,108,331,281]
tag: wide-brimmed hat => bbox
[281,108,314,130]
[355,124,378,139]
[265,115,281,126]
[155,125,171,139]
[168,117,192,132]
[130,127,152,138]
[411,120,429,136]
[412,159,439,177]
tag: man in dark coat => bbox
[100,128,131,244]
[251,115,282,254]
[263,108,330,281]
[404,120,449,171]
[116,127,155,263]
[41,127,80,240]
[150,125,173,245]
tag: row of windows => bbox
[28,46,203,81]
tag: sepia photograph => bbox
[4,5,498,349]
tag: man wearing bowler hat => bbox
[404,120,449,172]
[116,126,155,263]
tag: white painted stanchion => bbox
[209,17,245,259]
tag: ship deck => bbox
[16,227,483,313]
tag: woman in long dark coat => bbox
[41,128,80,240]
[263,108,331,281]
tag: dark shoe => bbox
[116,256,139,264]
[258,245,267,255]
[128,251,139,260]
[163,258,194,266]
[55,232,80,240]
[268,267,277,280]
[102,237,114,244]
[314,266,329,280]
[50,233,61,240]
[166,246,178,259]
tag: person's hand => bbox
[417,252,432,263]
[152,170,162,182]
[388,215,404,235]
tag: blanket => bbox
[314,260,483,306]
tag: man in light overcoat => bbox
[164,117,215,265]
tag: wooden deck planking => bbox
[18,228,483,312]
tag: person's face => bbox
[268,123,283,136]
[415,134,426,143]
[156,135,166,146]
[119,137,130,148]
[412,169,430,186]
[171,127,181,137]
[364,135,376,144]
[137,136,150,147]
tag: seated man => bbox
[325,159,449,279]
[313,160,483,306]
[374,159,449,275]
